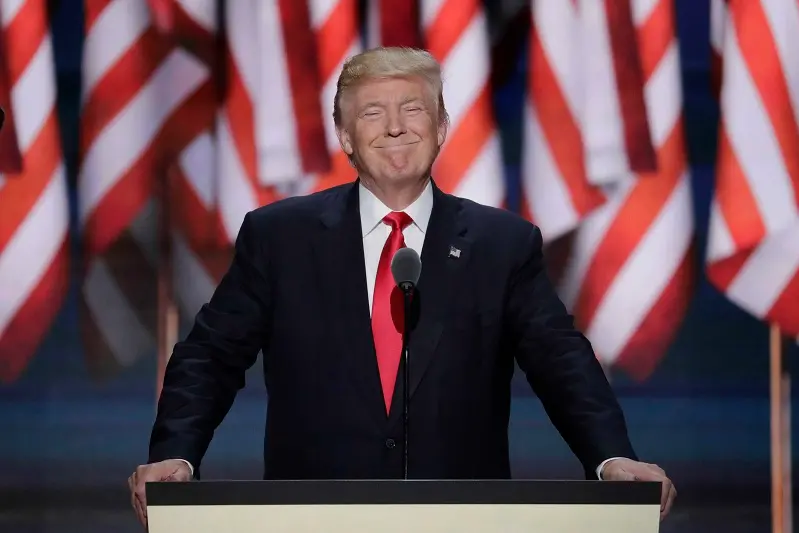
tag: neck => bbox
[361,176,429,211]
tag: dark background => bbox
[1,1,796,531]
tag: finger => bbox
[136,491,149,525]
[130,476,146,528]
[133,495,147,528]
[662,484,676,518]
[135,480,149,524]
[659,479,671,509]
[128,475,139,514]
[658,481,675,520]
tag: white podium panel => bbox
[147,479,661,533]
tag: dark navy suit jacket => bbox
[149,179,636,480]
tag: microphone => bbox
[390,247,421,480]
[391,247,421,292]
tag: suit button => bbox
[385,438,396,449]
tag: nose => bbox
[386,108,406,137]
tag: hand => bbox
[128,459,192,529]
[602,458,676,520]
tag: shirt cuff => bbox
[174,459,194,478]
[595,457,624,480]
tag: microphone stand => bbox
[399,283,414,480]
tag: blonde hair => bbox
[333,46,450,129]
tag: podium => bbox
[146,479,661,532]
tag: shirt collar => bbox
[359,179,433,238]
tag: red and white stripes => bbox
[522,0,654,241]
[706,0,799,337]
[217,0,331,237]
[367,0,419,48]
[78,0,209,376]
[0,0,69,382]
[215,0,278,242]
[420,0,504,206]
[160,0,225,324]
[306,0,360,193]
[523,0,694,378]
[170,0,340,323]
[255,0,329,187]
[562,0,693,378]
[522,0,603,239]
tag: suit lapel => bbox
[387,183,472,422]
[314,183,388,427]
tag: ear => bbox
[436,120,448,147]
[336,127,353,155]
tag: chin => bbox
[383,167,427,183]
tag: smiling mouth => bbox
[374,142,420,148]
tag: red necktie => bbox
[372,211,413,413]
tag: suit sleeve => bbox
[506,224,636,478]
[148,212,271,470]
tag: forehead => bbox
[351,76,430,104]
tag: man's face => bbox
[337,76,447,188]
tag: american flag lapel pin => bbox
[448,246,461,259]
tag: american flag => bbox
[304,0,360,193]
[0,0,69,383]
[707,0,799,339]
[522,0,694,379]
[420,0,504,208]
[13,0,789,385]
[77,0,211,378]
[367,0,419,49]
[76,0,340,386]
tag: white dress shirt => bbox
[359,180,433,314]
[173,179,620,480]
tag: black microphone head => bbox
[391,247,421,291]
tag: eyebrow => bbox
[360,97,424,110]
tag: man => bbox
[129,47,675,526]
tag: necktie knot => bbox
[383,211,413,232]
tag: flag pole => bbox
[771,323,792,533]
[155,166,179,404]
